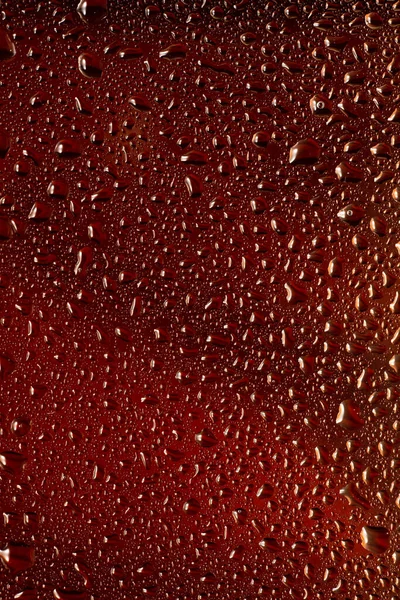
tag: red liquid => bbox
[0,1,399,598]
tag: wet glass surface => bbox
[1,1,400,598]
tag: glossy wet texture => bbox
[1,1,400,598]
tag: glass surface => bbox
[0,1,399,599]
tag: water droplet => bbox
[194,429,218,448]
[336,399,364,430]
[360,526,390,555]
[77,0,108,23]
[0,543,35,575]
[0,28,15,61]
[54,139,82,158]
[289,139,321,165]
[78,52,103,78]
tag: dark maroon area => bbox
[1,1,400,598]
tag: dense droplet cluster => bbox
[1,1,400,598]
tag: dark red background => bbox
[0,1,399,598]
